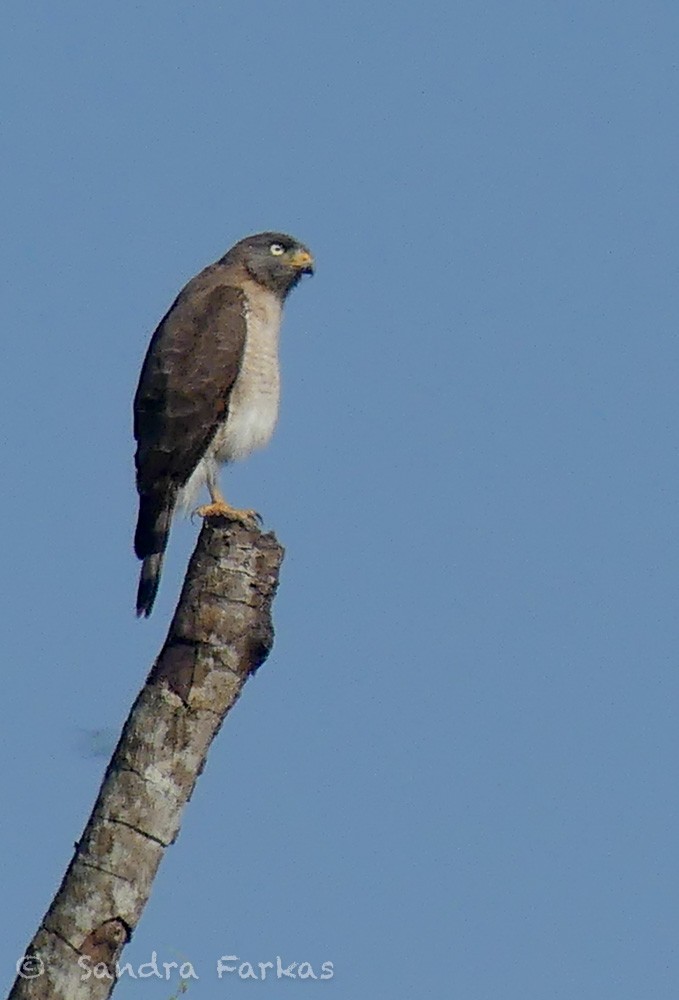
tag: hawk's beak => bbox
[289,249,315,274]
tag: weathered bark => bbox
[8,519,284,1000]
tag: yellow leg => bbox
[194,484,261,527]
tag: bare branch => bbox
[8,519,285,1000]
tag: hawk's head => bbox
[226,231,314,298]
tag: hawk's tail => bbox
[134,492,175,618]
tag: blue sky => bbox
[2,1,679,997]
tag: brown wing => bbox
[133,271,247,616]
[134,273,247,498]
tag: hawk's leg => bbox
[194,474,262,528]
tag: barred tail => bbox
[134,492,175,617]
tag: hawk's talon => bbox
[194,501,262,528]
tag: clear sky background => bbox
[2,2,679,997]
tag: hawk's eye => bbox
[270,243,285,256]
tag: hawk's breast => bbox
[211,283,282,463]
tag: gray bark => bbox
[8,519,284,1000]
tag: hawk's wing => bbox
[133,274,247,616]
[134,277,247,497]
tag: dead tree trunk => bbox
[8,519,285,1000]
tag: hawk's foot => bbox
[194,501,262,528]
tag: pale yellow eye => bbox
[270,243,285,256]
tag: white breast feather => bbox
[214,287,282,461]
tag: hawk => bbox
[133,231,314,617]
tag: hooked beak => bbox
[288,248,315,274]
